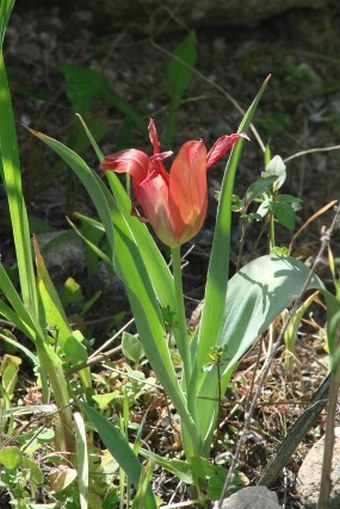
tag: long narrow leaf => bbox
[0,265,41,342]
[189,77,271,420]
[0,36,37,315]
[81,401,158,509]
[0,0,15,48]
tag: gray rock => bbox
[297,427,340,508]
[36,231,86,282]
[212,486,282,509]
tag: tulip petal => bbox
[148,118,161,155]
[137,170,177,247]
[206,133,247,169]
[169,140,208,244]
[101,149,150,195]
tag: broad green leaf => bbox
[92,392,120,410]
[81,402,158,509]
[196,255,340,452]
[0,354,21,400]
[273,201,296,231]
[244,175,277,204]
[0,446,22,469]
[122,332,145,363]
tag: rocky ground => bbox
[2,1,340,507]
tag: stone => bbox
[212,486,282,509]
[36,231,86,284]
[297,427,340,508]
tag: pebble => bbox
[212,486,282,509]
[297,427,340,508]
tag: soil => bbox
[1,1,340,508]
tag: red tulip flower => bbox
[102,119,246,247]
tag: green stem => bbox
[171,247,192,387]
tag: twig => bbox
[289,200,338,254]
[65,344,122,376]
[90,317,134,358]
[284,144,340,163]
[216,202,340,505]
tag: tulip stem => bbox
[171,247,192,387]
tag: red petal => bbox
[206,132,248,169]
[169,140,208,244]
[137,170,177,247]
[101,149,151,193]
[148,118,161,155]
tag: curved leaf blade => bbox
[81,402,158,509]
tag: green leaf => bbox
[122,332,145,364]
[58,64,145,129]
[167,31,196,111]
[0,354,21,400]
[196,255,340,451]
[22,457,45,485]
[81,401,158,509]
[0,43,38,316]
[0,446,22,469]
[244,175,277,204]
[273,201,296,231]
[92,392,120,410]
[262,154,287,189]
[61,277,83,308]
[189,76,271,433]
[140,448,193,484]
[0,0,15,49]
